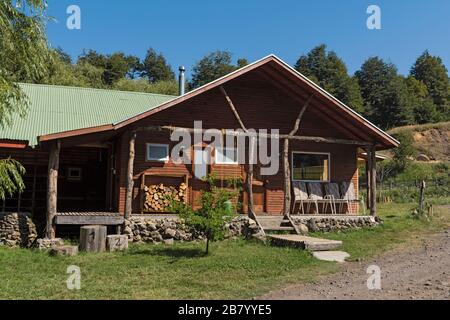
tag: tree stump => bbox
[79,225,107,252]
[106,235,128,252]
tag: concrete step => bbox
[267,234,342,251]
[312,251,350,263]
[263,226,295,232]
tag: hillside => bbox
[387,122,450,162]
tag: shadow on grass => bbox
[130,247,206,259]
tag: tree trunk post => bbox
[283,138,291,218]
[369,145,377,217]
[79,225,107,252]
[419,180,426,212]
[46,140,60,239]
[246,136,256,219]
[124,131,136,219]
[365,160,370,210]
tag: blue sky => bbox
[45,0,450,78]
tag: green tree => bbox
[54,47,72,64]
[0,0,50,127]
[103,52,134,85]
[0,0,49,197]
[237,58,248,68]
[190,51,245,88]
[42,50,105,89]
[77,50,140,86]
[77,49,107,69]
[355,57,413,129]
[141,48,175,83]
[392,132,416,172]
[113,78,178,95]
[405,76,440,124]
[294,45,364,113]
[410,50,450,120]
[169,175,238,255]
[0,158,25,200]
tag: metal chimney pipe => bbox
[178,66,185,96]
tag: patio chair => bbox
[292,181,319,214]
[340,181,362,214]
[307,182,334,214]
[324,182,349,214]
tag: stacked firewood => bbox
[143,183,187,212]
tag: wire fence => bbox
[359,178,450,204]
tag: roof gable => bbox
[111,55,399,148]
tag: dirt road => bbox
[260,229,450,300]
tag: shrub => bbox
[168,175,239,254]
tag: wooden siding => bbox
[0,146,110,215]
[116,73,360,215]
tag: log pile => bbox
[143,183,187,212]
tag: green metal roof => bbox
[0,83,176,146]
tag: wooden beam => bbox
[124,131,136,219]
[365,160,370,210]
[256,67,373,142]
[55,215,124,225]
[219,85,255,218]
[220,86,247,131]
[289,94,313,136]
[136,126,370,146]
[46,140,60,239]
[282,138,291,217]
[368,145,377,216]
[246,137,256,219]
[283,94,313,218]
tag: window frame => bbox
[67,167,82,181]
[215,146,239,165]
[146,143,169,162]
[291,151,331,182]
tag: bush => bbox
[392,132,416,170]
[168,175,240,254]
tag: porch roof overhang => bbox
[37,55,399,150]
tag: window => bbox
[146,143,169,162]
[67,167,82,181]
[215,147,238,164]
[292,152,329,181]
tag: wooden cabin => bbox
[0,55,398,238]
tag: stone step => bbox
[267,234,342,251]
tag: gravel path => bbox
[260,228,450,300]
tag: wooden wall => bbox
[116,73,360,215]
[0,146,109,215]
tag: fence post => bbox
[419,180,426,212]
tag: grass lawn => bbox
[1,203,449,299]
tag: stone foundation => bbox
[0,212,37,247]
[291,215,379,233]
[124,215,261,243]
